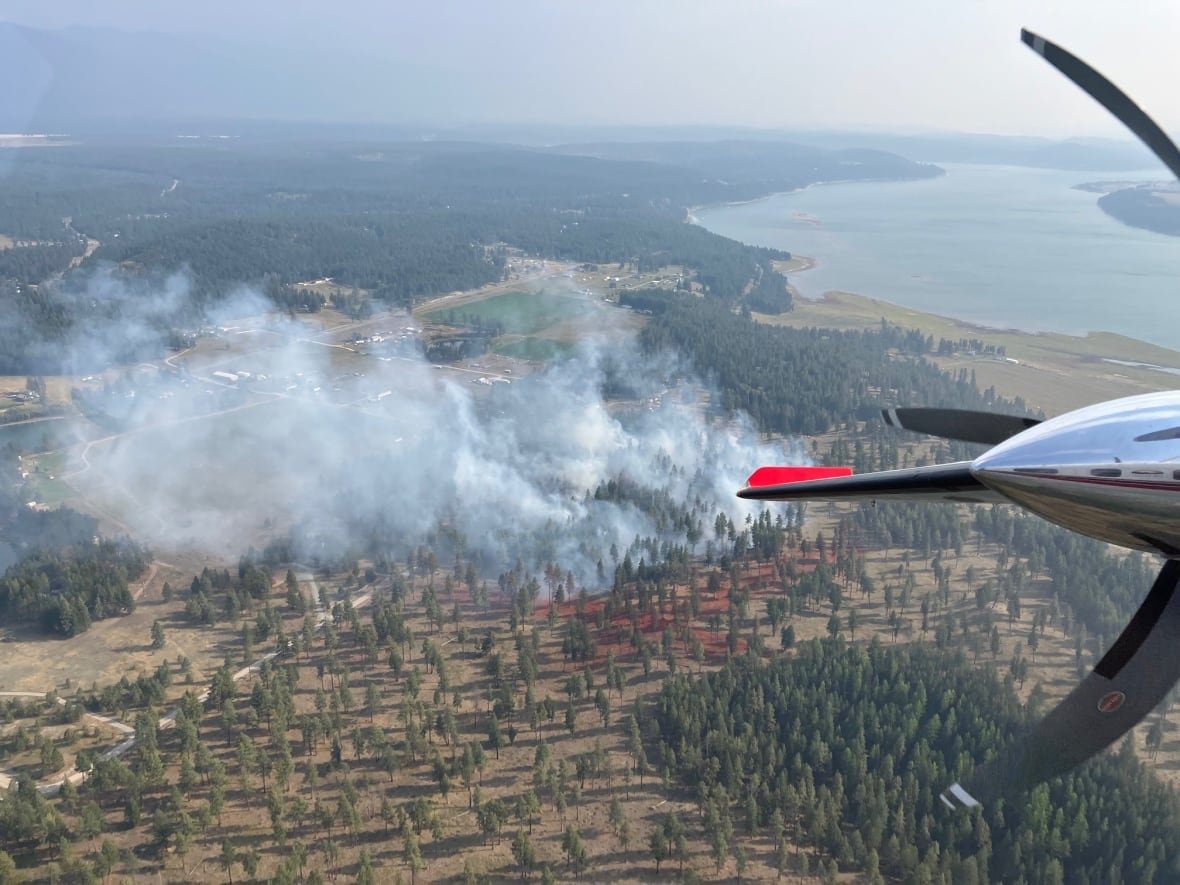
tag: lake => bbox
[694,164,1180,348]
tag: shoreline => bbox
[774,254,817,274]
[758,288,1180,412]
[787,286,1180,354]
[693,163,1180,350]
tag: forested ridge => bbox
[656,641,1180,883]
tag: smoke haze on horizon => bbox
[1,0,1179,138]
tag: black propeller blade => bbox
[943,559,1180,808]
[1021,29,1180,183]
[882,407,1041,446]
[940,34,1180,807]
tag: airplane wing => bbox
[943,559,1180,807]
[738,461,1004,504]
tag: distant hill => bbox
[777,130,1158,172]
[554,140,943,192]
[1,22,1160,177]
[1097,184,1180,236]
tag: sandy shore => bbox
[777,255,816,274]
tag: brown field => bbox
[0,554,237,695]
[0,375,93,407]
[3,562,852,882]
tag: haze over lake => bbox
[695,163,1180,349]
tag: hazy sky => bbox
[3,0,1179,136]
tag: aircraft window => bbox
[1014,467,1057,474]
[1135,427,1180,442]
[1091,468,1122,477]
[1173,470,1180,481]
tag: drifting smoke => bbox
[48,267,802,586]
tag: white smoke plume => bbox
[49,268,803,586]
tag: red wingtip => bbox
[745,465,853,488]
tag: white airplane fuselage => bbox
[972,390,1180,555]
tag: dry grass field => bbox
[3,561,856,882]
[0,554,238,695]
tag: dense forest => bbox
[0,139,938,372]
[630,291,1034,441]
[0,536,150,636]
[656,641,1180,883]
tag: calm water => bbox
[695,164,1180,348]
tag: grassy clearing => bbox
[493,336,577,361]
[24,451,73,506]
[0,375,83,407]
[0,554,240,694]
[759,290,1180,412]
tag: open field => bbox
[421,277,639,365]
[0,553,236,694]
[424,289,600,337]
[19,450,73,508]
[417,261,670,364]
[759,287,1180,413]
[493,337,577,361]
[0,420,94,462]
